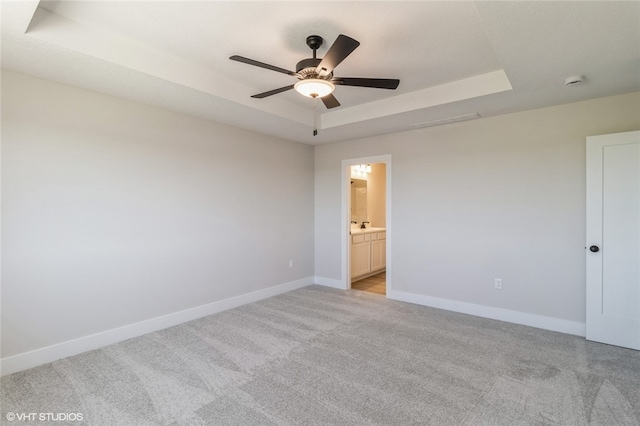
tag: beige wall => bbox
[315,91,640,329]
[1,71,315,359]
[367,163,386,228]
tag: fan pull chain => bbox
[313,96,318,136]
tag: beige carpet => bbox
[2,285,639,425]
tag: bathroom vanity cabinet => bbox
[351,229,386,280]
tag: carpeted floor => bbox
[2,285,639,425]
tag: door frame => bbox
[341,154,392,293]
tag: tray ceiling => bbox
[2,1,638,144]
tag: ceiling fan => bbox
[229,34,400,110]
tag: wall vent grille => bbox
[410,113,480,129]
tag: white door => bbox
[586,130,640,350]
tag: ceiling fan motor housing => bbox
[297,35,332,80]
[296,58,326,79]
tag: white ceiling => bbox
[2,1,639,145]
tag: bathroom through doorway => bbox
[342,155,391,296]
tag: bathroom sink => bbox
[350,227,386,234]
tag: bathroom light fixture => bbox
[351,164,372,174]
[294,79,335,98]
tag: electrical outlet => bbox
[494,278,503,290]
[289,260,294,269]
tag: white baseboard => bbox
[314,276,346,290]
[387,289,586,337]
[1,277,314,377]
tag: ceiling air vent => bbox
[410,113,480,129]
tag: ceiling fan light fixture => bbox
[294,79,335,98]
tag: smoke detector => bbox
[564,75,584,86]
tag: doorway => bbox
[342,155,391,295]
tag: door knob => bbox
[589,245,600,253]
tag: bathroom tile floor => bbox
[351,271,386,295]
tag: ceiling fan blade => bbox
[316,35,360,76]
[230,55,297,76]
[333,77,400,90]
[251,85,295,99]
[321,93,341,109]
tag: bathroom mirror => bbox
[351,179,367,224]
